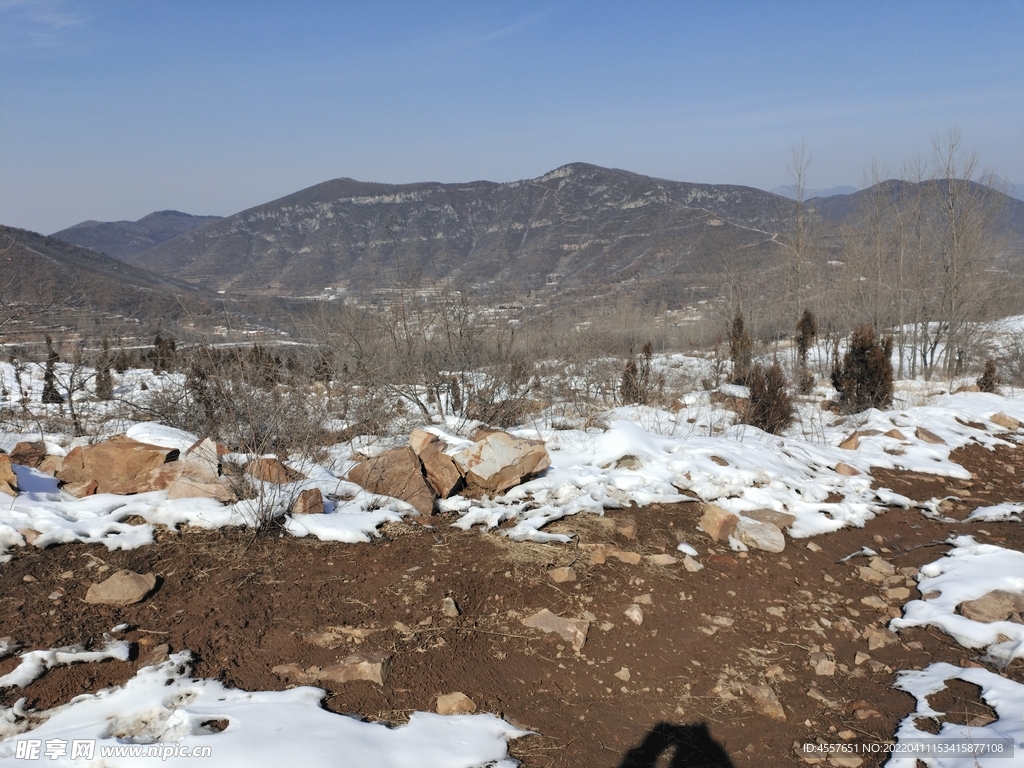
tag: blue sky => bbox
[2,0,1022,234]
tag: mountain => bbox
[0,226,221,338]
[51,210,222,260]
[770,184,858,200]
[125,163,796,303]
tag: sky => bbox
[1,0,1022,235]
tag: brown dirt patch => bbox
[3,443,1024,766]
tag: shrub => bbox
[729,311,753,386]
[95,337,113,400]
[620,341,654,405]
[976,358,1000,393]
[796,309,817,367]
[744,360,793,434]
[41,336,62,404]
[831,325,893,413]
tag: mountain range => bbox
[51,210,222,261]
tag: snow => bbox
[0,653,529,767]
[0,641,130,689]
[890,536,1024,663]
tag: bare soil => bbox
[3,442,1024,767]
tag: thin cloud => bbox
[0,0,86,50]
[457,6,555,50]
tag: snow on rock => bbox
[0,652,530,767]
[890,536,1024,663]
[887,662,1024,768]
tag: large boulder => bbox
[697,503,739,542]
[347,447,436,515]
[453,432,550,494]
[243,457,304,484]
[959,590,1024,623]
[419,440,462,498]
[56,438,180,495]
[9,441,46,468]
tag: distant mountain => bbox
[770,184,858,200]
[125,163,797,304]
[51,210,222,260]
[0,225,219,335]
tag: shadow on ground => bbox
[618,722,735,767]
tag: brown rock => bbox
[743,509,797,529]
[746,685,787,721]
[882,429,907,441]
[958,590,1024,623]
[165,465,238,504]
[608,550,642,564]
[436,692,477,715]
[580,543,609,565]
[183,437,226,476]
[0,455,17,496]
[291,488,325,515]
[244,457,304,484]
[62,478,98,497]
[9,441,46,468]
[991,412,1020,431]
[408,428,439,455]
[838,432,860,450]
[616,518,637,539]
[735,518,785,553]
[548,566,577,583]
[37,455,64,476]
[953,384,981,394]
[273,652,392,686]
[347,446,436,515]
[867,556,896,576]
[615,455,643,470]
[521,608,589,651]
[857,566,886,585]
[834,462,861,476]
[697,503,739,541]
[418,440,463,498]
[915,427,946,445]
[84,570,157,606]
[57,439,180,494]
[646,554,678,566]
[452,432,550,494]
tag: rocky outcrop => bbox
[347,447,436,515]
[453,432,550,494]
[57,438,180,495]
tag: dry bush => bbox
[976,358,1000,393]
[831,325,893,413]
[743,360,793,434]
[729,310,753,386]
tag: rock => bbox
[521,608,589,651]
[882,429,906,441]
[884,587,910,601]
[646,554,678,566]
[991,412,1020,431]
[615,455,643,470]
[862,626,897,650]
[548,567,576,583]
[743,509,797,529]
[616,519,637,539]
[813,658,836,676]
[682,555,704,572]
[580,543,609,565]
[291,488,324,515]
[347,446,436,515]
[85,570,157,606]
[954,384,981,394]
[57,438,180,494]
[958,590,1024,623]
[857,567,886,585]
[19,530,40,546]
[735,518,785,553]
[834,462,860,476]
[867,557,896,576]
[441,597,460,617]
[418,440,462,498]
[860,596,889,611]
[915,427,946,445]
[624,604,644,625]
[142,643,170,667]
[0,455,17,496]
[746,685,787,721]
[408,428,439,455]
[244,457,304,484]
[697,503,739,542]
[165,463,237,503]
[608,550,641,565]
[37,455,64,476]
[183,437,226,476]
[453,432,550,494]
[9,441,46,468]
[63,479,98,498]
[273,652,392,686]
[436,692,476,715]
[854,652,871,666]
[614,667,630,682]
[839,432,860,450]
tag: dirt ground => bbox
[2,442,1024,767]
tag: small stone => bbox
[436,692,477,715]
[806,542,822,552]
[882,429,906,441]
[854,652,871,666]
[834,462,860,476]
[646,554,678,566]
[85,570,157,606]
[609,550,641,565]
[860,596,889,611]
[614,455,643,470]
[581,543,608,565]
[814,658,836,676]
[915,427,945,444]
[521,608,589,651]
[291,488,324,515]
[736,518,785,553]
[828,757,863,767]
[682,555,704,572]
[867,557,895,576]
[884,587,910,601]
[862,626,897,650]
[441,597,460,617]
[634,593,653,605]
[624,604,644,625]
[22,574,37,583]
[746,685,787,721]
[990,412,1020,431]
[616,519,637,539]
[698,503,739,541]
[59,571,73,580]
[548,566,577,583]
[614,667,630,682]
[839,432,860,450]
[857,567,886,585]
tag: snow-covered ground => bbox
[3,354,1024,766]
